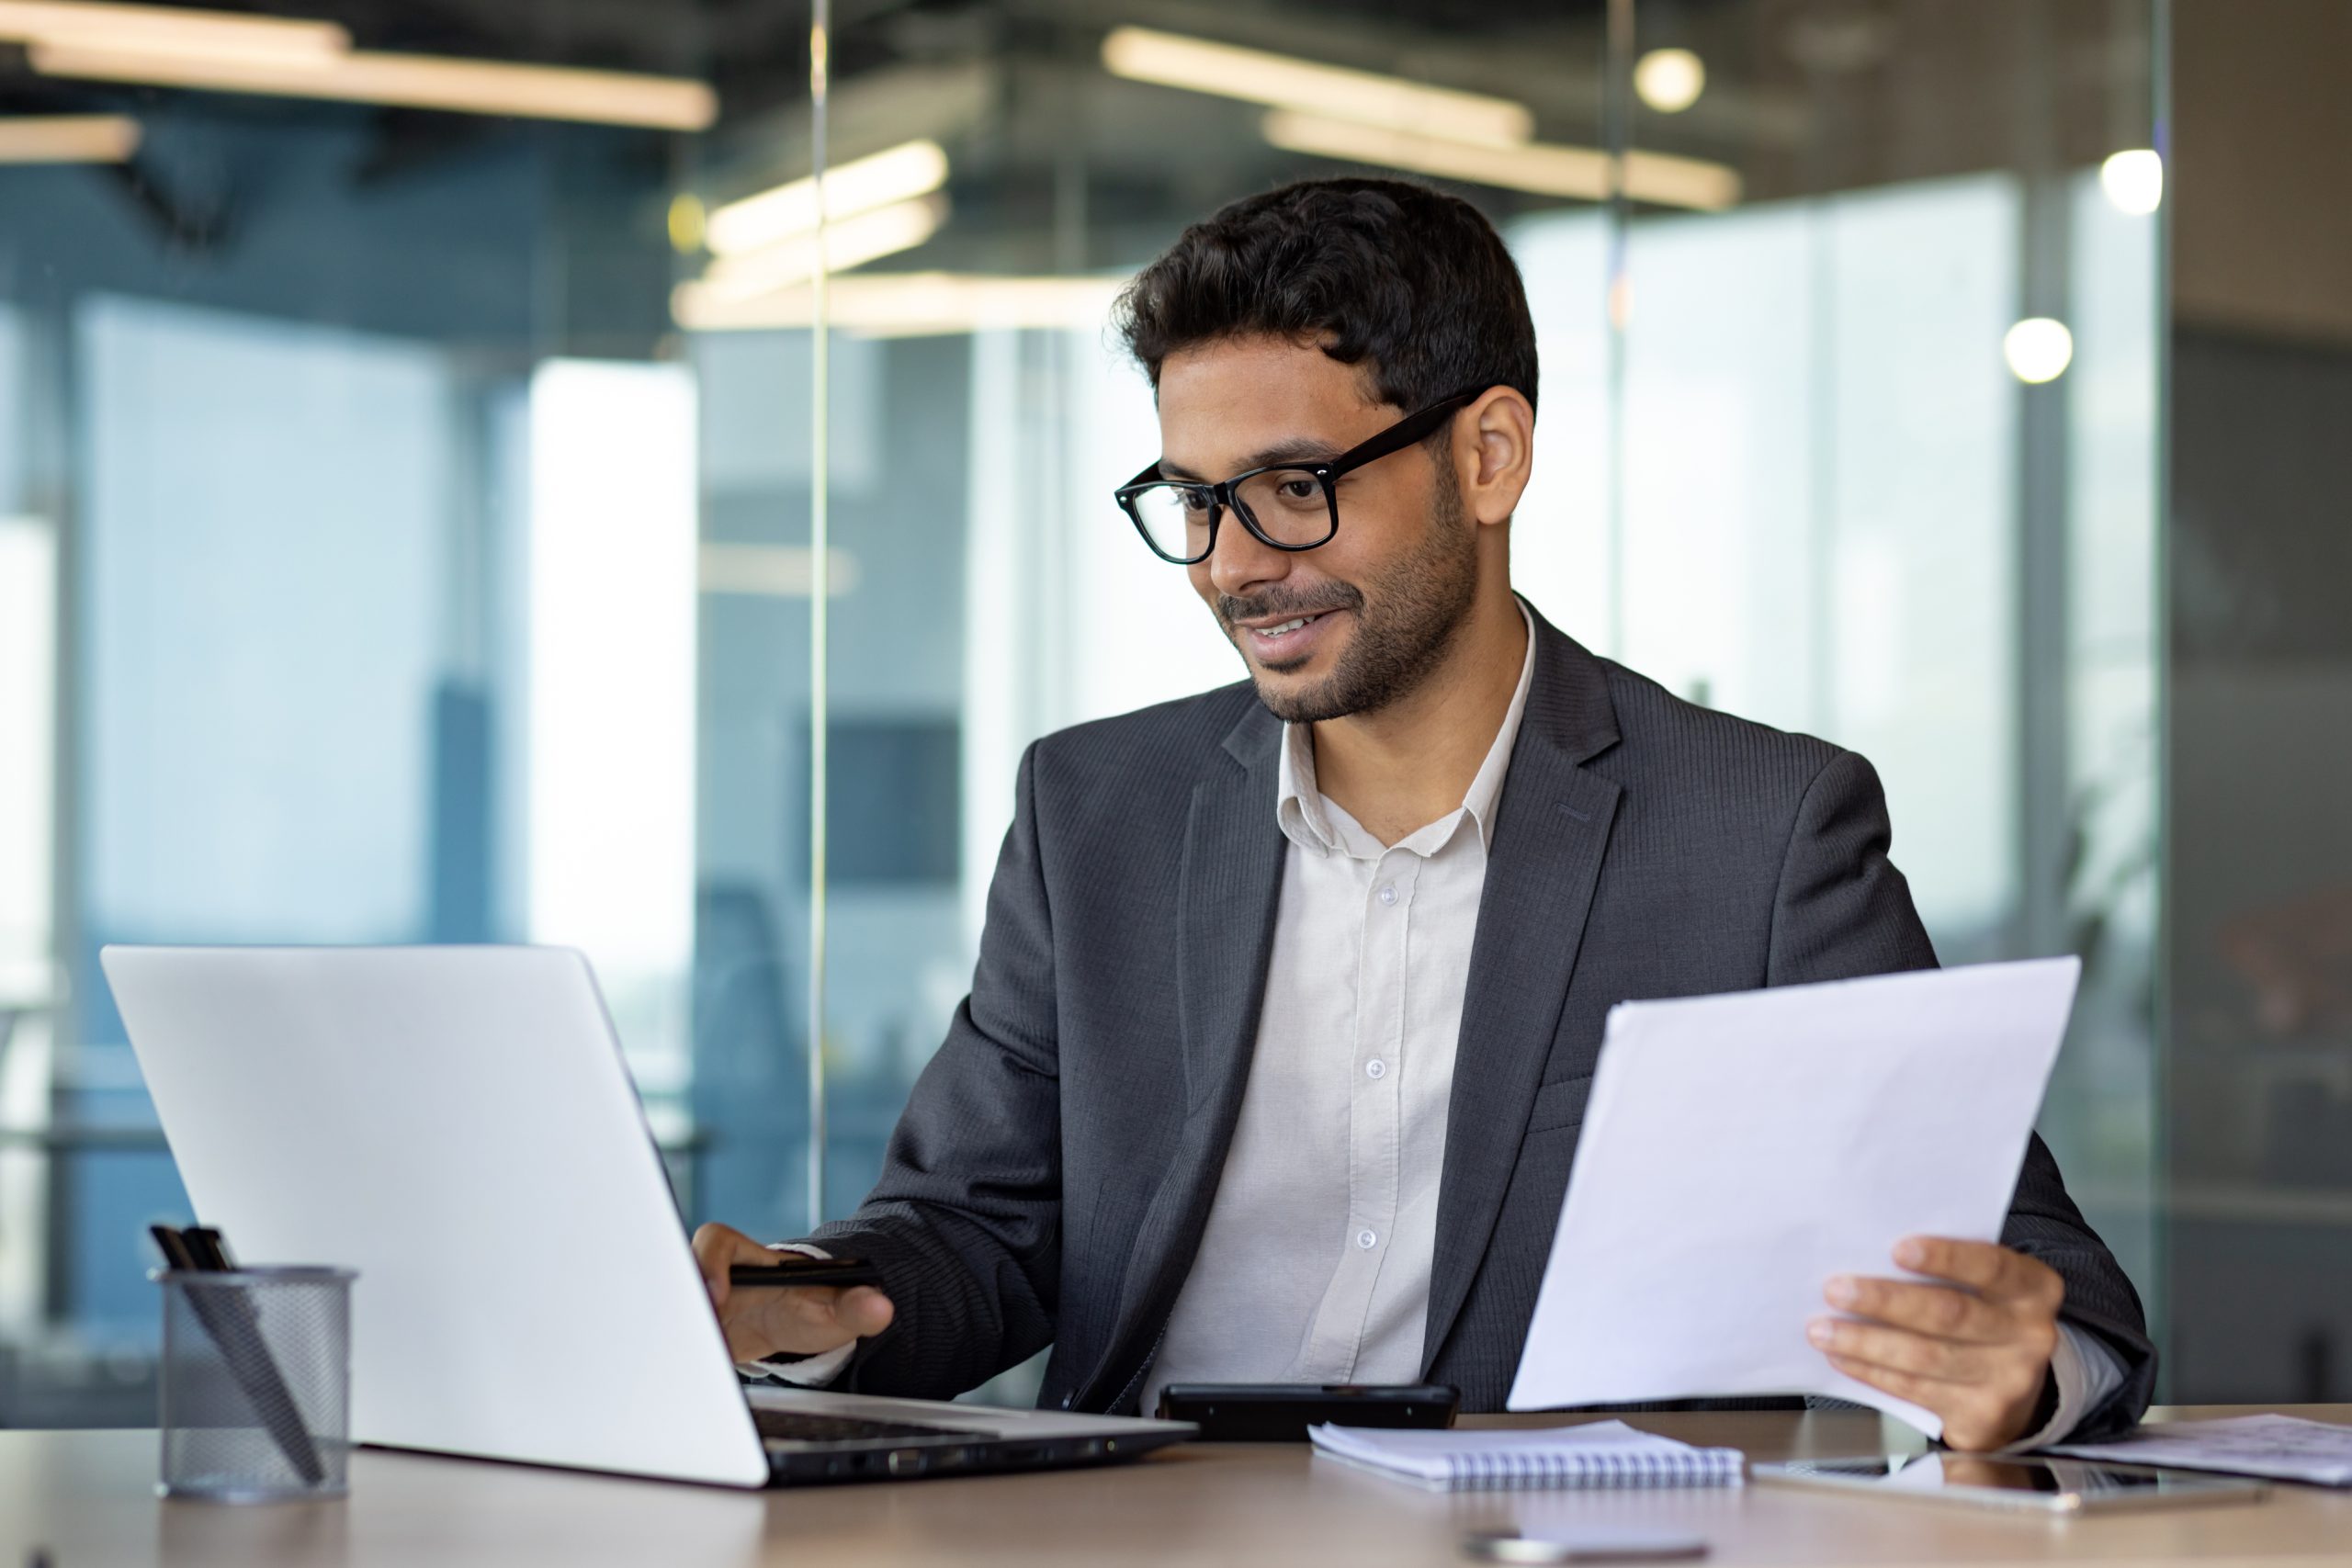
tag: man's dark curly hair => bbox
[1114,176,1538,418]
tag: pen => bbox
[729,1259,885,1291]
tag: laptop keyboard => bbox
[752,1407,991,1445]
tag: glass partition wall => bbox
[0,0,2168,1422]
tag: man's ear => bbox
[1457,387,1534,526]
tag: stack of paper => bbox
[1308,1420,1745,1492]
[2046,1415,2352,1486]
[1506,958,2083,1438]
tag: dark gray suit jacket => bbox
[809,605,2156,1435]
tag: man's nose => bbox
[1204,508,1292,599]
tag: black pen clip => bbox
[150,1224,198,1272]
[185,1226,236,1271]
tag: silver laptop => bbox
[102,944,1193,1488]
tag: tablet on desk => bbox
[1754,1454,2269,1514]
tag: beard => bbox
[1218,467,1479,725]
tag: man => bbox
[695,177,2154,1450]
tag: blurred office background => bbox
[0,0,2342,1422]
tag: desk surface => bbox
[5,1406,2347,1567]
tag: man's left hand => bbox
[1808,1235,2064,1451]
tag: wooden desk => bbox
[4,1406,2346,1567]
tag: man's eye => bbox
[1178,488,1214,513]
[1275,479,1318,502]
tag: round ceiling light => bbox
[2003,318,2075,385]
[1634,49,1706,114]
[2099,149,2164,216]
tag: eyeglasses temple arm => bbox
[1322,389,1487,477]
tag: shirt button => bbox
[1376,884,1398,906]
[1365,1058,1386,1079]
[1356,1228,1378,1250]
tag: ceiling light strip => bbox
[695,194,947,304]
[0,112,141,162]
[0,0,345,62]
[674,271,1129,335]
[706,139,950,258]
[1102,25,1532,148]
[1262,110,1741,211]
[30,39,718,131]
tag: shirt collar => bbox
[1275,600,1538,856]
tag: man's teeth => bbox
[1254,616,1313,637]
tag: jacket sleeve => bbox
[1766,749,2157,1440]
[799,741,1063,1400]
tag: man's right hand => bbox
[692,1222,897,1366]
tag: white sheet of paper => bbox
[2045,1414,2352,1485]
[1505,957,2082,1438]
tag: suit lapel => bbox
[1080,701,1286,1408]
[1176,712,1289,1114]
[1422,612,1622,1371]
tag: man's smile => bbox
[1231,606,1345,668]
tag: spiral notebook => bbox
[1309,1420,1746,1492]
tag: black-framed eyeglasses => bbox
[1114,388,1482,566]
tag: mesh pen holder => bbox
[155,1266,356,1502]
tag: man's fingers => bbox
[1894,1237,2063,1309]
[759,1285,899,1359]
[1825,1276,2007,1342]
[693,1223,748,1309]
[1824,1352,1943,1407]
[1826,1355,2037,1453]
[718,1284,847,1362]
[1891,1235,2007,1290]
[692,1222,794,1310]
[830,1285,896,1339]
[1824,1355,1984,1438]
[1808,1317,1989,1382]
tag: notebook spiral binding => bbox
[1440,1447,1747,1492]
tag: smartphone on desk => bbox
[1154,1383,1459,1442]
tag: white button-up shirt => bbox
[1139,607,1539,1416]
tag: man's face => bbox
[1156,336,1478,724]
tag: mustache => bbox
[1216,582,1364,627]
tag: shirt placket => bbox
[1296,843,1422,1378]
